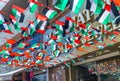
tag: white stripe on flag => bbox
[99,10,110,23]
[40,21,47,30]
[73,0,79,12]
[90,3,97,12]
[29,2,34,7]
[46,10,54,18]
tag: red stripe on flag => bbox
[36,14,47,21]
[21,27,28,31]
[51,35,57,40]
[78,23,86,29]
[9,15,16,21]
[56,20,65,26]
[2,30,13,34]
[7,39,16,44]
[66,16,75,22]
[12,5,25,13]
[36,30,45,34]
[104,4,111,12]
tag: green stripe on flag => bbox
[74,0,85,14]
[94,5,102,14]
[30,3,38,13]
[54,0,68,11]
[49,11,57,19]
[93,0,104,8]
[56,25,63,34]
[117,6,120,11]
[102,14,110,25]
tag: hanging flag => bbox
[21,31,29,38]
[93,0,105,8]
[9,15,20,31]
[36,60,42,64]
[0,14,13,34]
[1,58,8,62]
[53,50,60,57]
[53,0,68,11]
[63,17,74,36]
[86,0,102,14]
[18,42,29,50]
[110,1,120,21]
[27,0,38,13]
[36,21,48,34]
[48,39,55,45]
[69,0,85,14]
[51,44,57,51]
[28,21,36,36]
[7,39,16,45]
[12,5,25,22]
[32,14,47,34]
[55,21,64,34]
[31,43,40,49]
[5,43,12,49]
[42,7,58,19]
[96,4,111,25]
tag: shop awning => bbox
[0,68,24,80]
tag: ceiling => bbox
[0,0,120,74]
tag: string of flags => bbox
[0,0,120,68]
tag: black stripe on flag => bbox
[86,0,92,10]
[69,0,74,10]
[36,21,43,30]
[63,19,69,36]
[96,9,105,21]
[42,8,49,15]
[111,2,119,18]
[19,13,25,23]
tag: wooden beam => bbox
[72,51,120,66]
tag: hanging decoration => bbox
[0,0,120,69]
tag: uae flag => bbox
[12,5,25,22]
[48,39,55,45]
[42,7,57,19]
[53,0,68,11]
[9,15,20,31]
[28,21,36,36]
[51,44,57,51]
[53,50,60,57]
[86,0,102,14]
[18,42,29,49]
[110,1,120,24]
[96,4,110,25]
[55,20,65,34]
[63,17,74,36]
[31,43,40,49]
[69,0,85,14]
[21,31,29,38]
[27,0,38,13]
[36,21,48,34]
[34,14,47,29]
[0,14,13,34]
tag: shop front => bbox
[71,48,120,81]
